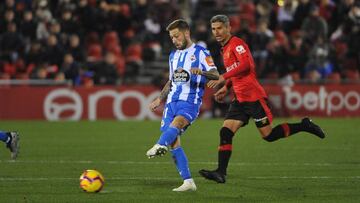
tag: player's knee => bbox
[220,127,234,145]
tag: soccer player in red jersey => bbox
[199,15,326,183]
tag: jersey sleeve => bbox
[223,42,253,80]
[168,51,175,80]
[199,49,217,71]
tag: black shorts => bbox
[224,98,273,128]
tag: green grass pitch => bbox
[0,118,359,202]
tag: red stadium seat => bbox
[115,56,126,76]
[290,72,300,82]
[106,43,122,56]
[87,44,103,61]
[3,62,16,77]
[103,31,119,50]
[344,69,360,80]
[85,32,100,48]
[125,44,142,62]
[326,72,341,84]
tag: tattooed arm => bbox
[190,68,219,80]
[158,80,171,101]
[149,80,171,111]
[201,68,219,80]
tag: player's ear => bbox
[227,25,232,32]
[184,30,190,38]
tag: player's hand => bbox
[214,86,228,103]
[190,68,202,75]
[149,97,161,112]
[207,75,225,88]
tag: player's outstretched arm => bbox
[207,75,225,88]
[202,69,219,80]
[214,85,228,103]
[190,68,219,80]
[149,80,171,111]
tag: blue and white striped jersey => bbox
[166,43,216,105]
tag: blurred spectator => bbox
[60,53,81,85]
[293,0,312,30]
[286,31,307,78]
[262,31,290,78]
[0,23,24,62]
[29,63,51,80]
[0,0,359,85]
[276,0,296,34]
[20,10,38,42]
[24,41,44,66]
[90,52,118,85]
[0,9,16,34]
[60,9,78,35]
[251,19,273,75]
[43,34,64,67]
[67,34,85,62]
[301,4,328,47]
[343,2,360,71]
[304,36,335,81]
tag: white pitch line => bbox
[0,176,359,182]
[0,160,354,167]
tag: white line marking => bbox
[1,160,356,167]
[0,176,359,181]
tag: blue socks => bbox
[0,131,10,143]
[156,126,191,180]
[171,147,191,180]
[157,126,180,146]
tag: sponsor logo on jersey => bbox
[173,68,190,84]
[236,45,246,54]
[225,62,240,72]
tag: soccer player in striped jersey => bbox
[146,19,219,191]
[199,15,326,183]
[0,131,19,159]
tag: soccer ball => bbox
[79,169,105,193]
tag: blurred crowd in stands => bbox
[0,0,359,86]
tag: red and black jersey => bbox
[221,36,267,102]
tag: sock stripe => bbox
[218,144,232,151]
[281,123,290,137]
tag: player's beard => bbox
[178,38,188,50]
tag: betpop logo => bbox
[283,86,360,115]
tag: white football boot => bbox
[6,132,19,160]
[146,144,168,158]
[172,178,197,192]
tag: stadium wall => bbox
[0,84,359,120]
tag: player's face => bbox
[211,22,231,44]
[169,28,188,50]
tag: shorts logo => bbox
[184,113,193,120]
[236,45,246,54]
[254,117,268,123]
[161,120,165,127]
[173,68,190,84]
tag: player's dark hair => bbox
[166,19,190,31]
[210,15,230,26]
